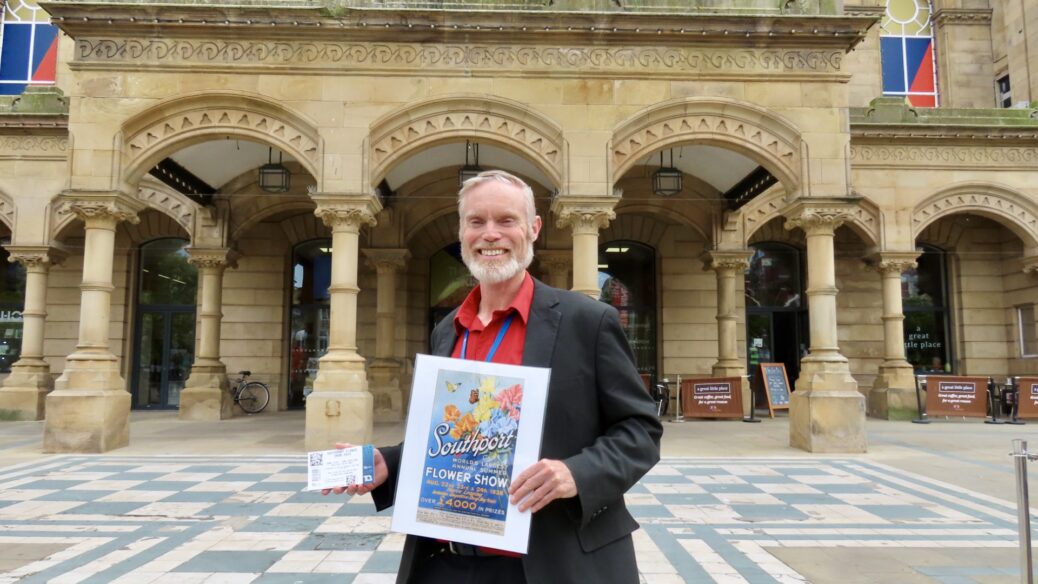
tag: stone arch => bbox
[611,97,803,192]
[122,208,191,243]
[606,204,707,244]
[119,91,322,185]
[737,188,881,248]
[407,209,459,258]
[367,95,566,189]
[912,182,1038,251]
[280,213,330,248]
[230,198,317,243]
[48,180,199,242]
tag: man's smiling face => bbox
[459,179,541,285]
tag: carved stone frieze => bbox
[933,8,993,25]
[0,136,68,154]
[75,39,845,74]
[124,107,319,174]
[850,145,1038,168]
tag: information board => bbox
[758,363,790,418]
[1014,377,1038,419]
[924,375,989,418]
[680,377,743,419]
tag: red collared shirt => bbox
[446,272,533,558]
[451,272,534,365]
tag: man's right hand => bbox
[320,443,388,496]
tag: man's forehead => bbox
[461,182,527,212]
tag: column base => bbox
[370,361,404,423]
[45,358,130,453]
[868,365,919,420]
[307,359,372,450]
[0,363,53,420]
[790,358,866,453]
[180,367,233,421]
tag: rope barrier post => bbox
[1013,439,1034,584]
[670,374,685,424]
[988,377,1004,425]
[743,376,761,423]
[912,375,930,424]
[1009,377,1027,426]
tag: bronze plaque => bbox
[925,375,989,418]
[681,377,743,419]
[1015,377,1038,419]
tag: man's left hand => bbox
[508,458,577,513]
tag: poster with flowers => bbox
[391,354,550,554]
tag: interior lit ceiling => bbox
[154,138,767,204]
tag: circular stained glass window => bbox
[882,0,932,37]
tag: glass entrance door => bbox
[131,239,197,410]
[134,310,195,408]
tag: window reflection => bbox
[429,243,477,332]
[289,240,332,409]
[744,246,802,308]
[903,245,951,373]
[0,241,24,373]
[598,241,656,379]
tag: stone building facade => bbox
[0,0,1035,454]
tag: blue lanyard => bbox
[461,313,515,362]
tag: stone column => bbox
[705,250,752,414]
[45,193,143,453]
[536,249,572,290]
[783,203,865,453]
[308,193,382,450]
[362,248,409,423]
[867,252,921,420]
[179,248,237,421]
[0,246,67,420]
[551,196,617,298]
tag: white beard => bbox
[462,241,534,285]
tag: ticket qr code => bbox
[309,452,323,466]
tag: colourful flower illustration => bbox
[443,404,460,423]
[450,413,478,440]
[496,383,522,421]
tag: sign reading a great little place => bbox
[680,377,743,419]
[924,375,988,418]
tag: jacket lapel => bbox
[522,280,561,368]
[431,309,459,357]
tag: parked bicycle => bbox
[231,370,270,414]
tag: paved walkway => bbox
[0,411,1035,583]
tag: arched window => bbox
[745,243,808,389]
[0,242,25,373]
[598,241,656,380]
[902,244,951,373]
[132,238,197,409]
[429,242,477,332]
[288,239,332,409]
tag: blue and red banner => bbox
[880,36,937,107]
[0,22,59,95]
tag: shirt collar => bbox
[454,272,534,335]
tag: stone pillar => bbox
[308,193,381,450]
[551,196,617,298]
[867,252,921,420]
[45,193,143,453]
[362,248,409,423]
[705,250,752,414]
[0,246,67,420]
[180,248,237,421]
[536,249,571,290]
[783,203,865,453]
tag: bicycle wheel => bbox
[238,381,270,414]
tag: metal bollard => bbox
[1012,439,1036,583]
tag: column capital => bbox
[186,247,239,270]
[58,190,144,227]
[362,248,410,272]
[703,250,753,273]
[536,249,572,269]
[782,200,857,236]
[4,244,68,269]
[551,196,618,234]
[1023,256,1038,275]
[865,251,921,275]
[312,193,382,231]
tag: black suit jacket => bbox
[373,279,663,584]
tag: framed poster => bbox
[758,363,791,418]
[924,375,988,418]
[391,354,550,554]
[680,377,743,419]
[1016,377,1038,419]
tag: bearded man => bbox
[327,169,662,584]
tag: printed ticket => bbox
[306,445,375,491]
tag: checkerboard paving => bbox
[0,456,1026,583]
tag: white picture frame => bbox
[391,354,550,554]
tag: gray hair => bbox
[457,169,537,229]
